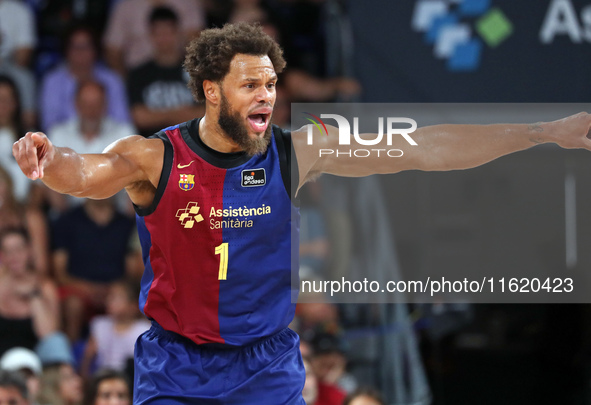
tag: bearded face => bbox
[218,90,273,156]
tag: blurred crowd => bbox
[0,0,378,404]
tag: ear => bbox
[203,80,220,105]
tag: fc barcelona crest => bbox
[179,174,195,191]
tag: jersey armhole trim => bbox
[134,133,173,217]
[273,125,299,205]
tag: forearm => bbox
[38,139,146,199]
[408,122,547,172]
[15,132,158,202]
[298,113,591,182]
[40,146,90,195]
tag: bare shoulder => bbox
[104,135,164,163]
[104,135,164,185]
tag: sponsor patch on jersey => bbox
[241,168,266,187]
[176,202,203,228]
[179,174,195,191]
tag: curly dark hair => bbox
[184,22,286,102]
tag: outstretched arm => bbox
[12,132,164,208]
[294,112,591,187]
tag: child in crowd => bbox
[80,281,149,379]
[84,369,131,405]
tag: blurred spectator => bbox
[35,77,134,217]
[309,331,350,402]
[296,296,350,404]
[0,369,30,405]
[302,349,344,405]
[80,281,149,379]
[0,75,23,139]
[124,232,145,283]
[228,0,269,24]
[0,76,30,201]
[300,340,313,359]
[0,347,42,404]
[48,81,135,154]
[46,79,136,213]
[296,301,339,335]
[34,1,113,42]
[0,0,36,67]
[51,198,136,342]
[0,63,36,131]
[284,69,360,102]
[83,369,131,405]
[0,228,59,356]
[103,0,205,75]
[270,0,329,76]
[304,325,361,399]
[35,332,74,371]
[40,24,131,132]
[0,166,50,274]
[31,1,114,82]
[270,0,361,101]
[38,363,83,405]
[342,388,385,405]
[127,6,204,137]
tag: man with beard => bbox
[11,23,591,404]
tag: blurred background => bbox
[0,0,590,404]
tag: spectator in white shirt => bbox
[47,80,135,154]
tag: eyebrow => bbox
[243,75,278,82]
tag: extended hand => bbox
[12,132,55,180]
[546,112,591,150]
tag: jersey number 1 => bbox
[215,243,229,280]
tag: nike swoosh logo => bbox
[177,161,195,169]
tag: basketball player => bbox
[12,23,591,404]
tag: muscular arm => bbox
[294,112,591,187]
[12,132,164,208]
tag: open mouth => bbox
[247,113,270,133]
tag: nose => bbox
[255,86,274,103]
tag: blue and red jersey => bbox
[135,119,299,346]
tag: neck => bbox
[199,113,243,153]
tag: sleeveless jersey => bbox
[135,118,299,346]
